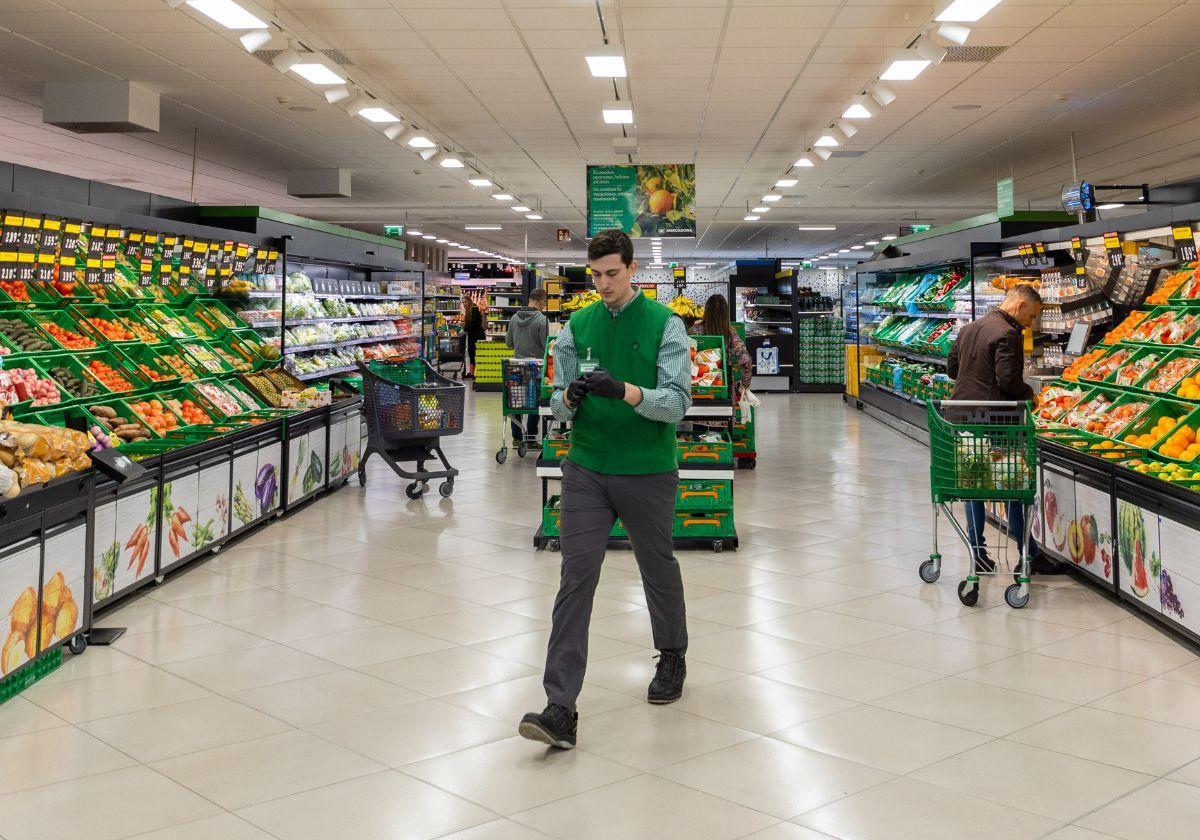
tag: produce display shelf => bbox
[911,311,971,320]
[286,335,410,354]
[235,289,418,302]
[745,320,792,326]
[795,310,836,316]
[296,364,363,381]
[878,347,950,366]
[283,315,416,327]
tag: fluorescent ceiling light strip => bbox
[511,205,532,212]
[761,194,782,202]
[881,50,932,81]
[936,0,1002,22]
[492,193,514,201]
[794,154,816,168]
[468,178,492,187]
[292,62,344,85]
[358,106,399,123]
[775,178,798,187]
[525,214,543,220]
[186,0,267,29]
[586,49,627,78]
[465,225,501,231]
[602,101,633,124]
[882,234,898,240]
[744,215,760,221]
[752,207,770,213]
[797,226,836,231]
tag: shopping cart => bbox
[920,400,1038,609]
[496,357,542,464]
[358,359,464,499]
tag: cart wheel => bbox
[495,447,507,465]
[517,443,528,458]
[547,539,560,552]
[711,540,724,553]
[67,633,87,655]
[957,580,979,607]
[744,459,757,470]
[919,557,941,583]
[1004,583,1030,609]
[357,467,367,487]
[406,481,426,499]
[438,481,454,498]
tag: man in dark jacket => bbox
[947,284,1043,572]
[506,289,550,443]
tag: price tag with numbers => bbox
[1104,231,1124,268]
[16,247,36,282]
[126,229,144,259]
[61,219,83,256]
[1,211,24,249]
[1173,225,1198,263]
[19,214,41,249]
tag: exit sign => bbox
[383,225,404,239]
[910,224,932,233]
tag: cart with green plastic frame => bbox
[920,400,1038,609]
[496,356,542,464]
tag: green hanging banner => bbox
[587,163,696,238]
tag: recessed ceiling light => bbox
[433,151,464,168]
[775,178,798,188]
[1097,203,1125,210]
[762,194,782,202]
[881,49,932,81]
[467,178,492,187]
[602,101,634,124]
[797,225,837,231]
[492,194,514,201]
[851,245,865,250]
[465,225,501,231]
[882,234,898,240]
[511,205,532,212]
[794,154,816,168]
[842,95,879,119]
[525,214,543,220]
[423,234,436,239]
[865,240,880,245]
[752,207,770,213]
[436,239,449,243]
[358,106,399,123]
[838,248,850,253]
[744,215,760,221]
[936,0,1002,22]
[291,62,345,85]
[814,133,840,148]
[398,128,436,148]
[448,242,461,247]
[185,0,267,29]
[408,230,423,236]
[586,48,627,78]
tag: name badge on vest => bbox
[579,347,598,375]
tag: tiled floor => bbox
[3,392,1200,840]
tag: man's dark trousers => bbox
[543,459,688,710]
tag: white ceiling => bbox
[0,0,1199,262]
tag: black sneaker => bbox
[973,549,997,574]
[648,650,686,704]
[519,704,577,749]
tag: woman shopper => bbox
[689,293,752,408]
[461,291,486,378]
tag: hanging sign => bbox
[84,224,104,284]
[1,211,23,250]
[1018,243,1036,268]
[101,227,122,284]
[60,219,83,267]
[1103,231,1124,268]
[586,163,696,238]
[556,228,570,242]
[672,265,687,291]
[19,213,41,249]
[1070,236,1087,285]
[1173,225,1197,263]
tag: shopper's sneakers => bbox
[973,549,997,574]
[519,704,577,749]
[648,650,686,704]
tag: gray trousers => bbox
[544,459,688,711]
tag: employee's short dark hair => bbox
[1007,284,1043,306]
[529,288,547,305]
[588,229,634,267]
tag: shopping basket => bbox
[920,400,1038,609]
[358,359,464,499]
[496,357,542,464]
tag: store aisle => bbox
[4,392,1200,840]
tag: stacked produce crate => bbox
[796,317,845,385]
[474,341,513,388]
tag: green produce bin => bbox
[187,298,243,335]
[115,344,184,388]
[0,279,55,308]
[177,339,237,377]
[68,303,146,346]
[672,510,735,537]
[130,303,196,341]
[689,334,728,400]
[0,311,57,355]
[676,480,732,509]
[542,435,570,461]
[29,309,103,351]
[677,431,733,465]
[543,496,625,538]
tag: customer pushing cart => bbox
[496,357,541,464]
[920,400,1038,609]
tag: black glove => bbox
[565,377,589,407]
[583,368,626,400]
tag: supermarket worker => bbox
[948,283,1051,573]
[519,228,692,750]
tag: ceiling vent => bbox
[943,45,1008,63]
[829,150,867,158]
[255,48,353,68]
[42,81,159,133]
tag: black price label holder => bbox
[1104,231,1124,268]
[1,211,23,248]
[19,214,41,249]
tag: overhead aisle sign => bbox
[587,163,696,238]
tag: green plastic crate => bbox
[677,431,733,465]
[689,334,728,400]
[176,340,236,377]
[187,298,243,335]
[676,480,732,509]
[672,509,735,537]
[29,309,103,351]
[542,435,570,461]
[0,279,55,307]
[0,647,61,707]
[130,303,196,341]
[115,344,184,388]
[543,497,626,538]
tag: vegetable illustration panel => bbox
[1117,500,1160,605]
[159,475,198,566]
[1041,470,1076,559]
[1029,465,1044,546]
[587,164,696,238]
[231,450,259,530]
[1,539,42,676]
[257,443,281,517]
[194,461,231,551]
[1157,515,1199,630]
[289,427,326,500]
[113,488,156,592]
[42,523,86,648]
[91,498,119,604]
[1071,483,1114,584]
[327,417,347,481]
[287,434,307,501]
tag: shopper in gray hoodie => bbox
[506,289,550,444]
[507,289,549,358]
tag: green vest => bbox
[568,292,678,475]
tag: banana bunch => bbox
[563,290,601,312]
[668,294,704,319]
[223,279,255,295]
